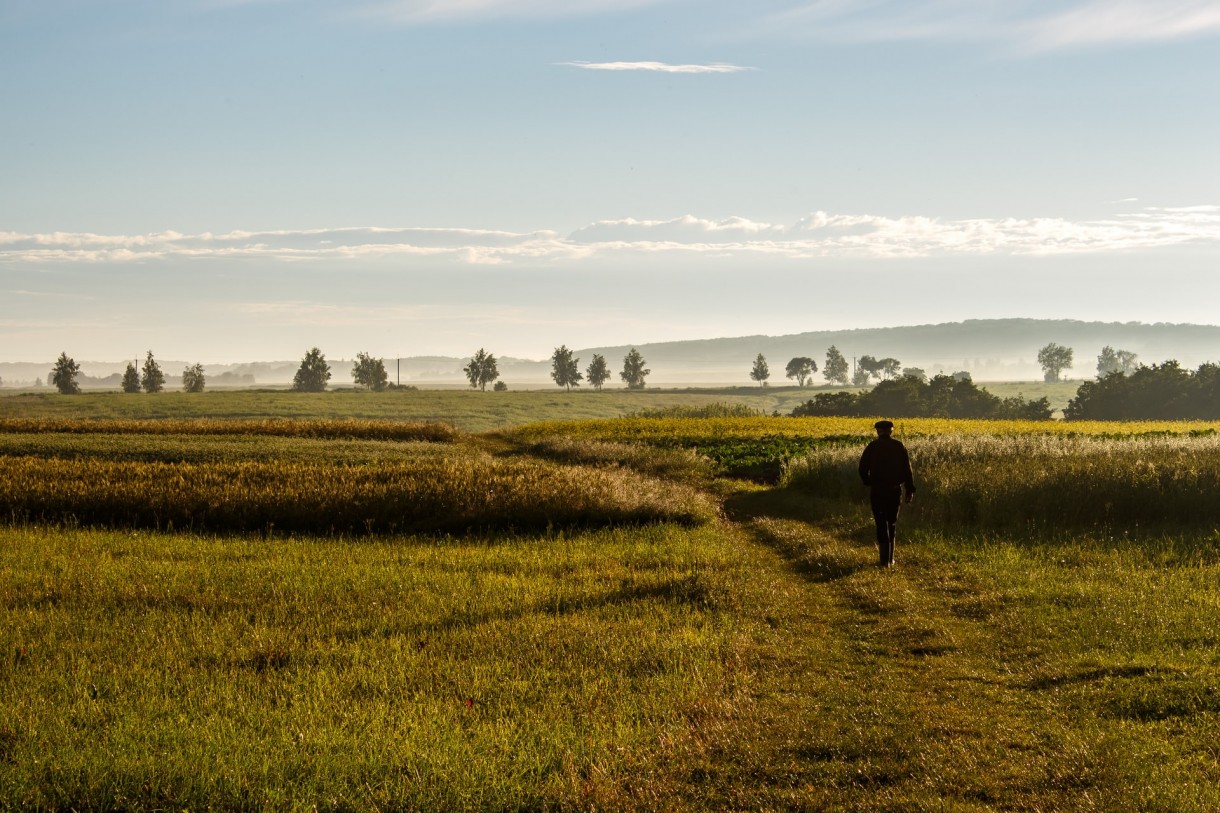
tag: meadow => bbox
[3,391,1220,809]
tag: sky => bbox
[2,0,1219,363]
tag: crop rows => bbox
[0,417,457,442]
[0,456,714,534]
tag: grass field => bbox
[3,393,1220,809]
[0,380,1080,430]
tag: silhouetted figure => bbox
[858,420,915,567]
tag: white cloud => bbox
[559,61,756,74]
[3,206,1219,266]
[765,0,1220,50]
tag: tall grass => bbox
[783,433,1220,531]
[0,455,715,534]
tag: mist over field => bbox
[5,318,1219,388]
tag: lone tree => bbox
[292,347,331,392]
[853,355,878,387]
[50,352,81,394]
[586,354,610,390]
[121,362,141,393]
[824,345,850,385]
[141,351,165,393]
[351,352,389,391]
[902,367,928,383]
[1037,343,1074,383]
[464,348,499,391]
[785,356,817,387]
[1097,346,1140,379]
[750,353,770,387]
[182,363,206,393]
[877,357,902,381]
[620,348,650,390]
[550,345,582,391]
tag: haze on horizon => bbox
[2,0,1219,364]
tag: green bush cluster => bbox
[1066,362,1220,420]
[791,375,1052,420]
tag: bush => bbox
[791,375,1051,420]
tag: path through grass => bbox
[704,487,1220,811]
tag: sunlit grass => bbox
[783,432,1220,530]
[0,454,715,534]
[0,523,746,810]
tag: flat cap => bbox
[874,420,894,430]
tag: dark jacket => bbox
[859,436,916,494]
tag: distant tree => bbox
[1096,345,1120,378]
[140,350,165,393]
[1037,343,1074,383]
[121,362,141,393]
[824,345,849,385]
[50,352,80,394]
[493,380,508,392]
[856,355,885,384]
[182,363,206,393]
[902,367,928,383]
[620,348,650,390]
[952,370,972,382]
[292,347,331,392]
[351,352,389,391]
[750,353,770,387]
[463,348,499,391]
[877,357,902,381]
[34,376,43,388]
[1117,349,1140,375]
[550,345,582,391]
[851,358,873,387]
[785,356,817,387]
[586,354,610,390]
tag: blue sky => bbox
[2,0,1219,363]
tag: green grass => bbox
[0,382,1079,430]
[0,389,783,432]
[0,524,745,810]
[5,405,1220,808]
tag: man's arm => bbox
[858,443,872,486]
[901,445,916,500]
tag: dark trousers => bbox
[870,487,902,566]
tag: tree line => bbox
[43,346,657,395]
[41,340,1220,422]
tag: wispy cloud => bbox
[559,60,756,74]
[1027,0,1220,49]
[3,206,1218,265]
[360,0,669,23]
[765,0,1220,50]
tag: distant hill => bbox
[4,319,1220,388]
[567,319,1220,384]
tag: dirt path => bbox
[686,486,1089,811]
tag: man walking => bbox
[858,420,915,567]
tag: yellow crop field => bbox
[515,415,1220,443]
